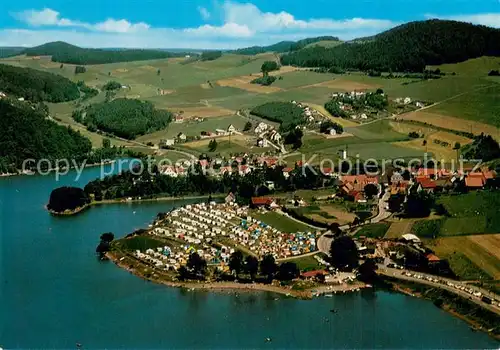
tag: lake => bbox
[0,165,497,348]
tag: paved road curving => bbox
[379,266,500,315]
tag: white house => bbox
[163,139,175,146]
[404,97,412,105]
[360,113,368,120]
[328,128,337,136]
[227,124,236,134]
[269,131,282,143]
[256,138,268,147]
[416,101,425,108]
[177,132,187,141]
[254,122,268,134]
[0,91,6,99]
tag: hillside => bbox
[0,64,80,102]
[0,47,25,58]
[233,36,340,55]
[23,41,190,65]
[0,100,92,173]
[281,20,500,72]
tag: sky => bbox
[0,0,499,49]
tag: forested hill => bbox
[0,100,92,173]
[281,20,500,72]
[23,41,189,65]
[74,99,172,139]
[0,64,80,102]
[233,36,340,55]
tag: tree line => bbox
[231,36,340,55]
[280,20,500,72]
[0,64,80,102]
[24,41,189,65]
[82,161,338,201]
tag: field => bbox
[409,192,500,239]
[393,127,473,161]
[398,111,500,137]
[427,234,500,280]
[182,136,260,156]
[354,223,391,238]
[3,52,500,162]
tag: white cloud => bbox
[7,2,401,48]
[222,1,396,32]
[425,13,500,28]
[14,8,78,27]
[93,19,150,33]
[198,6,211,20]
[13,8,151,33]
[184,23,253,37]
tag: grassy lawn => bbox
[429,84,500,128]
[354,223,391,238]
[427,235,500,280]
[114,235,165,252]
[346,120,410,142]
[445,253,493,281]
[412,192,500,238]
[251,211,315,233]
[285,254,322,271]
[436,192,500,235]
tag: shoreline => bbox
[46,194,224,216]
[0,159,117,178]
[106,251,366,299]
[107,250,500,340]
[48,204,90,216]
[387,279,500,340]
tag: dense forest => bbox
[47,186,90,213]
[0,64,80,102]
[75,99,172,139]
[200,51,223,61]
[232,36,340,55]
[281,20,500,72]
[250,102,305,131]
[0,99,92,173]
[23,41,188,65]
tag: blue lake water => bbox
[0,165,498,348]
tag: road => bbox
[370,190,392,223]
[379,266,500,315]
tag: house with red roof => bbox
[417,177,437,192]
[301,270,327,280]
[465,176,484,190]
[251,197,275,207]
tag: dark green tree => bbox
[245,255,259,280]
[229,251,244,277]
[243,121,252,132]
[260,254,277,281]
[329,236,359,271]
[277,262,299,281]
